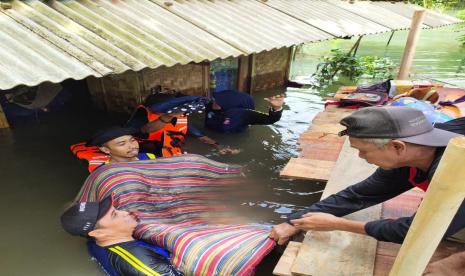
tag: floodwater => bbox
[1,27,464,275]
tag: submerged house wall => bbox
[86,48,292,113]
[87,63,209,113]
[251,47,292,92]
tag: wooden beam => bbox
[203,62,210,97]
[273,241,302,276]
[237,55,250,92]
[0,102,10,128]
[249,54,256,94]
[290,138,380,275]
[397,9,426,79]
[284,46,293,84]
[389,137,465,276]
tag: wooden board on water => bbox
[280,158,334,181]
[290,139,380,276]
[273,242,302,276]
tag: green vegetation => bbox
[408,0,464,10]
[312,49,396,85]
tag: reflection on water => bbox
[1,27,464,275]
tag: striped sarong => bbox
[76,154,275,275]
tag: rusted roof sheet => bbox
[371,1,462,27]
[0,0,461,90]
[262,0,391,37]
[149,0,333,54]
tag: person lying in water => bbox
[269,106,465,246]
[61,195,183,276]
[205,90,285,133]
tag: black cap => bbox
[339,106,461,147]
[87,126,139,146]
[60,196,113,237]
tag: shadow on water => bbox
[1,27,464,275]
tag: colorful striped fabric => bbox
[76,154,276,275]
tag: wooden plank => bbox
[291,138,380,276]
[308,123,345,135]
[280,158,334,181]
[273,242,302,276]
[390,137,465,276]
[0,103,10,128]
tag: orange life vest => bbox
[137,105,188,157]
[70,143,156,173]
[70,142,111,173]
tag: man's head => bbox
[339,106,461,169]
[87,127,140,162]
[60,196,138,241]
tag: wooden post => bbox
[0,103,10,128]
[249,54,256,94]
[397,9,426,79]
[237,55,250,92]
[389,137,465,276]
[284,46,293,84]
[202,62,210,97]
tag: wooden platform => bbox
[280,104,353,182]
[276,86,465,275]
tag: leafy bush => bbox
[312,49,362,84]
[358,56,396,79]
[456,9,465,20]
[312,49,396,85]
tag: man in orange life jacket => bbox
[269,106,465,246]
[128,102,238,156]
[87,126,159,166]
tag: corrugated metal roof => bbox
[149,0,333,54]
[0,0,461,90]
[327,0,423,30]
[0,0,244,90]
[262,0,391,37]
[371,1,462,27]
[0,12,100,89]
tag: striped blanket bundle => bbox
[76,154,276,275]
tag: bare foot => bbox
[423,251,465,276]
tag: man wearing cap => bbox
[87,126,157,166]
[269,106,465,245]
[61,196,182,275]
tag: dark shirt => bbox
[287,147,465,243]
[88,240,183,276]
[205,107,282,133]
[205,90,282,133]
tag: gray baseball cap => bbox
[338,106,461,147]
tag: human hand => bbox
[264,94,285,111]
[269,222,300,245]
[217,145,241,155]
[160,112,183,123]
[291,212,341,232]
[198,136,218,145]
